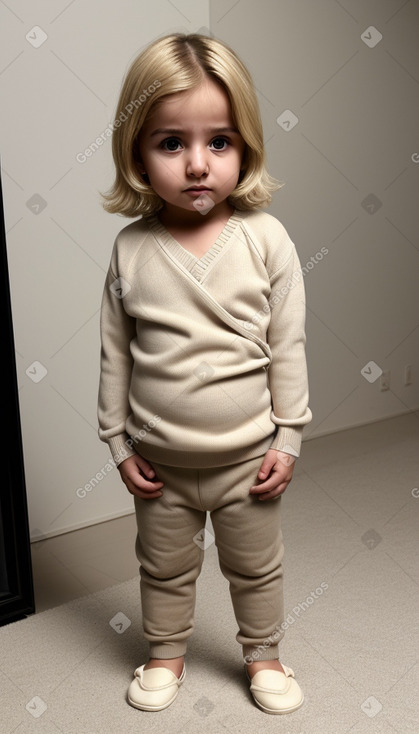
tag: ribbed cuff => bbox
[107,433,137,466]
[269,426,303,457]
[148,641,188,659]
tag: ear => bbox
[133,153,148,181]
[133,138,146,173]
[137,162,150,184]
[135,157,146,176]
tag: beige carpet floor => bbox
[1,413,418,733]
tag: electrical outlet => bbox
[404,364,412,386]
[380,370,390,391]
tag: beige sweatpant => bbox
[133,453,285,663]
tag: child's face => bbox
[137,77,245,218]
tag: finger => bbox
[131,456,163,486]
[125,477,163,499]
[122,468,164,492]
[251,463,293,491]
[130,475,164,493]
[256,457,276,480]
[249,474,284,494]
[256,482,289,501]
[132,455,158,480]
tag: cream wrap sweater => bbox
[97,209,312,468]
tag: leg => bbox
[133,462,206,662]
[206,456,285,663]
[206,459,305,714]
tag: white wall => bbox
[211,0,419,437]
[1,0,418,541]
[1,0,210,541]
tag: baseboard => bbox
[30,507,136,544]
[303,406,418,442]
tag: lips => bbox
[184,187,213,199]
[184,187,212,192]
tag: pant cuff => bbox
[242,643,280,663]
[148,641,187,659]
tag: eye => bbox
[210,137,229,151]
[161,137,182,152]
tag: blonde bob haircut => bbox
[101,33,281,217]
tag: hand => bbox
[249,449,295,501]
[117,454,164,499]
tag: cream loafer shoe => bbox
[127,663,186,711]
[245,663,304,715]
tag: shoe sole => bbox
[127,690,180,712]
[251,692,304,715]
[127,666,186,712]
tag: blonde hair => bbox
[101,33,281,217]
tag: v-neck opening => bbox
[146,209,244,277]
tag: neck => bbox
[159,201,234,230]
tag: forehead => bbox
[145,78,234,130]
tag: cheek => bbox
[217,152,243,182]
[222,148,244,170]
[145,156,174,185]
[150,154,180,179]
[146,159,183,200]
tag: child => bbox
[98,32,312,715]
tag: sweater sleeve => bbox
[266,242,312,457]
[97,255,138,466]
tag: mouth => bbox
[184,186,213,199]
[184,186,212,192]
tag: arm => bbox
[97,262,138,464]
[266,242,312,457]
[250,236,312,501]
[97,258,164,498]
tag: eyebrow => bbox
[150,127,239,137]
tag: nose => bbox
[186,145,209,178]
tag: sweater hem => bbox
[131,434,275,469]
